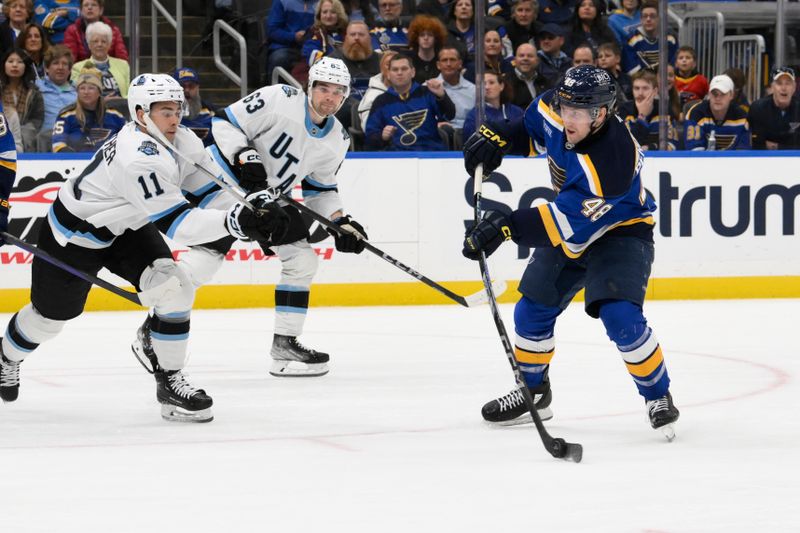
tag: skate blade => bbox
[130,340,155,374]
[484,407,554,427]
[160,404,214,423]
[269,360,329,377]
[658,423,676,442]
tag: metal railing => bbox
[679,11,725,78]
[213,20,248,99]
[271,67,303,90]
[151,0,182,72]
[722,34,767,104]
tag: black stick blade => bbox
[548,438,583,463]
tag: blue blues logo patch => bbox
[282,86,298,97]
[138,140,159,156]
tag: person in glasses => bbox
[621,0,677,75]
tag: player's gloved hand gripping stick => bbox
[472,163,583,463]
[141,114,506,308]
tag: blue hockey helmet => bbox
[553,65,616,118]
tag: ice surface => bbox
[1,300,797,532]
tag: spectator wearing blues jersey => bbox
[34,0,79,44]
[172,67,217,147]
[301,0,348,68]
[462,71,524,140]
[607,0,639,45]
[370,0,409,53]
[683,74,750,151]
[51,66,123,152]
[618,69,677,150]
[365,53,455,151]
[621,0,676,75]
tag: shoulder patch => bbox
[138,140,160,156]
[282,86,299,98]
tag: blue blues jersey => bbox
[507,90,655,257]
[683,99,751,151]
[34,0,80,43]
[619,100,678,150]
[0,101,17,216]
[52,106,127,153]
[181,102,217,147]
[370,24,409,53]
[621,29,677,75]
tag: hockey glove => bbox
[226,191,291,243]
[462,210,514,260]
[463,124,509,180]
[328,215,368,254]
[0,198,8,246]
[234,148,267,193]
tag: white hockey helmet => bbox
[307,57,351,115]
[127,73,185,126]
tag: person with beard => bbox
[748,67,800,150]
[619,69,677,150]
[507,42,545,109]
[330,20,381,130]
[370,0,409,53]
[501,0,542,58]
[171,67,217,147]
[365,54,455,151]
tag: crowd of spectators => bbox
[0,0,798,154]
[263,0,800,152]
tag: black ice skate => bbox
[481,380,553,426]
[269,334,329,377]
[155,369,213,423]
[646,391,680,441]
[131,315,160,374]
[0,342,21,403]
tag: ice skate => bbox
[646,391,680,441]
[269,334,329,377]
[0,342,21,403]
[131,315,160,374]
[481,380,553,426]
[155,369,213,422]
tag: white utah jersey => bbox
[212,84,350,218]
[50,123,229,249]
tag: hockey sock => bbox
[274,285,309,336]
[599,300,670,401]
[2,304,65,362]
[513,296,560,389]
[149,312,191,371]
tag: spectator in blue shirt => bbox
[35,44,76,149]
[463,71,524,140]
[608,0,640,45]
[265,0,318,83]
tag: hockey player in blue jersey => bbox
[462,65,679,440]
[0,101,17,248]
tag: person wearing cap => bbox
[70,20,129,98]
[621,0,677,75]
[748,67,800,150]
[171,67,217,147]
[536,22,572,90]
[683,74,750,151]
[51,65,124,152]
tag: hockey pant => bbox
[513,296,670,400]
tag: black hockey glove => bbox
[462,210,514,260]
[328,215,367,254]
[0,198,8,246]
[463,124,509,180]
[234,148,267,193]
[226,192,291,243]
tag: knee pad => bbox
[139,259,195,315]
[513,296,560,338]
[278,244,318,285]
[598,300,648,347]
[180,246,225,288]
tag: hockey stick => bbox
[140,116,506,307]
[472,165,583,463]
[0,231,179,307]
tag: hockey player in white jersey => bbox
[0,74,290,421]
[181,57,367,377]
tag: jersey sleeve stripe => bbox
[149,201,190,223]
[303,176,337,189]
[0,160,17,172]
[579,154,604,197]
[165,209,193,239]
[537,100,564,131]
[550,203,574,239]
[536,203,563,246]
[223,108,243,131]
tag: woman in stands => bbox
[71,20,128,98]
[63,0,128,62]
[0,47,43,151]
[16,23,49,78]
[51,66,124,152]
[462,70,523,140]
[302,0,349,68]
[566,0,616,56]
[0,0,34,57]
[406,15,448,83]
